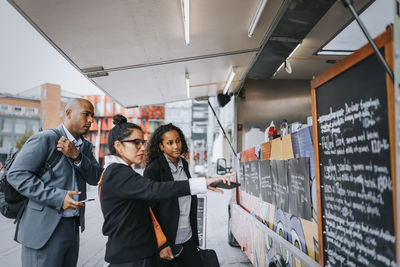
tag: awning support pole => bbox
[207,99,237,158]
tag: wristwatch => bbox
[73,152,82,162]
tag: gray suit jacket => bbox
[7,124,102,249]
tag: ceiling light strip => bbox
[273,43,301,76]
[287,43,301,59]
[248,0,268,38]
[273,62,285,76]
[223,67,237,95]
[182,0,190,45]
[185,72,190,98]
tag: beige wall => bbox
[236,79,312,151]
[0,98,40,109]
[41,84,62,130]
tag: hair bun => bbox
[112,114,127,126]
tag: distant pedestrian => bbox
[7,98,103,267]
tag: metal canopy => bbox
[9,0,374,107]
[271,0,374,80]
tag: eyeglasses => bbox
[120,139,147,149]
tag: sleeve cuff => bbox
[73,152,84,167]
[56,189,67,211]
[158,242,170,251]
[189,178,207,195]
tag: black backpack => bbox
[0,129,63,220]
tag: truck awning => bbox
[8,0,372,107]
[9,0,285,106]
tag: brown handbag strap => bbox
[97,169,106,200]
[149,208,158,222]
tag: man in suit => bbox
[8,98,103,267]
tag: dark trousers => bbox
[158,237,202,267]
[22,217,80,267]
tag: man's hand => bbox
[160,246,174,261]
[206,172,235,193]
[57,136,79,160]
[62,190,84,210]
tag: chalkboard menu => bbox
[288,158,312,220]
[238,161,245,190]
[311,28,396,267]
[248,160,260,197]
[259,160,274,203]
[271,160,289,212]
[243,161,250,193]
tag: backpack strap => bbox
[37,128,63,179]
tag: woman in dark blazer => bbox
[144,124,202,267]
[100,116,230,267]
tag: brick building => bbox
[0,83,77,162]
[84,95,165,166]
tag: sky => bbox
[0,0,103,96]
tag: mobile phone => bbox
[79,198,95,203]
[209,181,241,189]
[171,244,184,258]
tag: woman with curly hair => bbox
[144,123,204,267]
[100,116,231,267]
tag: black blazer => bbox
[100,163,191,264]
[144,156,199,246]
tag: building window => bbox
[2,118,13,133]
[106,102,113,114]
[193,111,207,119]
[26,107,38,115]
[96,102,104,116]
[115,104,121,114]
[0,105,10,112]
[15,119,26,134]
[27,120,40,132]
[0,135,13,148]
[14,106,23,112]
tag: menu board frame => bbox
[311,26,396,265]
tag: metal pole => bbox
[341,0,394,81]
[207,99,237,158]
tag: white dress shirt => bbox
[61,124,82,217]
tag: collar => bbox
[163,153,183,172]
[104,155,128,169]
[62,124,83,147]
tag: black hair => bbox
[108,114,142,155]
[145,123,188,166]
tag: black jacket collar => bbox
[158,155,191,180]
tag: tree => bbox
[15,130,34,150]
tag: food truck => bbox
[7,0,400,266]
[220,5,399,267]
[224,25,397,267]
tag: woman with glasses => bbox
[143,124,203,267]
[100,115,231,267]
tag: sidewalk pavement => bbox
[0,186,251,267]
[205,190,252,267]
